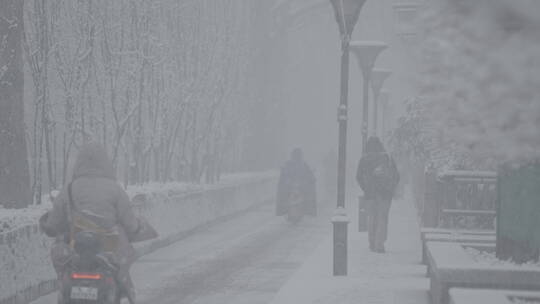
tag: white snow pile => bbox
[465,247,540,268]
[126,171,272,197]
[0,197,56,300]
[126,182,204,198]
[510,296,540,304]
[0,200,52,234]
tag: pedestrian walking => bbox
[356,137,399,253]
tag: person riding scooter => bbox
[40,143,153,303]
[276,148,317,220]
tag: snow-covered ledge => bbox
[0,171,277,304]
[450,288,540,304]
[420,229,496,265]
[426,242,540,304]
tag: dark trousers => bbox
[366,197,392,251]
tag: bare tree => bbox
[24,0,54,204]
[16,0,287,192]
[0,0,31,208]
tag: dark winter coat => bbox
[356,138,400,200]
[40,143,140,268]
[276,159,317,216]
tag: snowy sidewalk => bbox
[269,196,430,304]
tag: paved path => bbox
[30,193,428,304]
[31,203,331,304]
[269,195,430,304]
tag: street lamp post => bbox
[329,0,367,276]
[349,41,387,153]
[379,90,390,140]
[370,69,391,136]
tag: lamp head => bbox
[349,41,388,73]
[330,0,367,39]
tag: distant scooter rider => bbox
[40,143,142,302]
[276,148,317,218]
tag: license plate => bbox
[70,286,98,300]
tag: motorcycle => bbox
[58,231,123,304]
[41,191,157,304]
[286,184,305,224]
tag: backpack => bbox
[371,154,396,195]
[67,182,120,253]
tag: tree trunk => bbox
[0,0,31,208]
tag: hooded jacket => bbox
[356,137,399,200]
[40,143,140,267]
[276,149,317,216]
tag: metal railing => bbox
[422,170,497,229]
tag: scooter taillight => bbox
[71,273,102,280]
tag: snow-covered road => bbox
[31,202,331,304]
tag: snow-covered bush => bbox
[21,0,288,204]
[389,97,479,172]
[418,0,540,165]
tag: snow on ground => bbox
[465,247,540,268]
[511,297,540,304]
[270,191,430,304]
[0,200,52,234]
[30,202,331,304]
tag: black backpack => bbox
[371,154,396,195]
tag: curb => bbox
[134,200,270,258]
